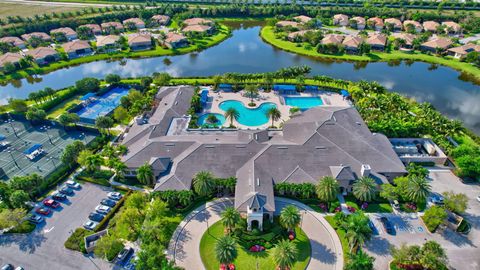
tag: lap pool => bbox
[284,96,323,110]
[219,100,276,127]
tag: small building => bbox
[420,38,453,53]
[23,144,44,160]
[151,15,170,26]
[183,18,214,26]
[321,34,344,45]
[62,40,92,58]
[78,24,102,35]
[127,33,152,51]
[350,16,366,30]
[123,18,146,30]
[50,27,78,41]
[25,47,59,65]
[0,52,23,71]
[442,21,462,35]
[164,32,188,49]
[182,24,214,35]
[342,35,363,53]
[390,138,448,166]
[95,35,121,52]
[287,30,312,42]
[0,36,26,49]
[275,20,299,28]
[391,33,416,50]
[366,33,387,51]
[333,14,349,26]
[21,32,51,42]
[101,22,124,34]
[423,21,440,33]
[367,17,384,31]
[447,43,480,59]
[384,18,402,32]
[293,15,312,24]
[403,20,423,33]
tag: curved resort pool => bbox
[197,113,226,127]
[219,100,277,127]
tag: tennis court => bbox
[75,86,130,124]
[0,117,96,180]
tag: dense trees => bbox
[344,249,375,270]
[338,211,372,253]
[442,191,468,214]
[61,140,86,167]
[25,107,47,124]
[422,205,447,232]
[391,241,448,270]
[75,77,100,93]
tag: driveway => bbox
[0,183,114,270]
[167,197,343,270]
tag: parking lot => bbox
[0,182,115,270]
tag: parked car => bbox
[35,207,51,216]
[429,193,444,205]
[89,212,105,222]
[1,264,13,270]
[43,199,60,208]
[379,216,395,235]
[83,220,98,231]
[28,214,44,224]
[368,218,377,235]
[117,247,133,263]
[476,195,480,203]
[392,200,400,210]
[52,192,67,201]
[66,180,81,189]
[101,199,116,207]
[108,192,122,201]
[59,185,74,195]
[14,267,25,270]
[95,205,111,215]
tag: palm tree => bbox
[215,235,238,265]
[113,160,127,179]
[221,207,241,234]
[344,249,375,270]
[271,240,298,270]
[406,177,431,203]
[137,163,155,186]
[316,176,339,203]
[192,171,214,197]
[280,205,301,232]
[212,75,222,91]
[341,212,372,253]
[352,177,377,202]
[78,150,103,172]
[244,84,258,105]
[224,108,239,127]
[266,107,281,128]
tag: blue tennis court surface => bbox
[76,86,130,124]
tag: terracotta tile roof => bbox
[392,32,416,45]
[127,33,151,45]
[182,24,212,33]
[21,32,51,41]
[384,18,402,28]
[293,15,312,24]
[403,20,423,31]
[367,17,384,27]
[442,21,462,32]
[333,14,349,23]
[447,43,480,55]
[165,32,187,43]
[423,21,439,32]
[183,18,213,26]
[0,36,25,47]
[321,34,344,45]
[79,24,102,33]
[96,35,120,47]
[123,18,145,26]
[351,16,365,25]
[62,40,91,53]
[25,47,58,59]
[0,52,23,67]
[275,20,299,28]
[421,37,453,49]
[152,15,170,24]
[101,22,124,30]
[50,27,77,36]
[287,30,312,39]
[366,33,387,46]
[342,35,363,48]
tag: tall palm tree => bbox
[192,171,214,197]
[224,107,239,127]
[221,207,241,235]
[244,84,258,104]
[406,177,431,203]
[280,205,301,232]
[352,177,377,202]
[137,163,154,186]
[266,107,281,128]
[316,176,339,203]
[215,235,238,265]
[271,240,298,270]
[344,249,375,270]
[113,160,127,179]
[341,212,372,253]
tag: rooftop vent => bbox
[277,146,288,149]
[257,178,260,186]
[205,145,215,148]
[315,146,326,149]
[236,145,246,148]
[165,143,175,147]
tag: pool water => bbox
[197,113,226,127]
[284,96,323,110]
[219,100,277,126]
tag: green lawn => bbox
[260,26,480,82]
[200,221,311,270]
[324,216,349,257]
[365,203,393,213]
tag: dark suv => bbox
[380,216,395,235]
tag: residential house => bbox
[392,32,416,50]
[275,20,299,28]
[447,43,480,59]
[25,47,59,65]
[333,14,349,26]
[0,52,23,71]
[403,20,423,33]
[164,32,188,49]
[183,18,214,26]
[62,40,92,58]
[79,24,102,35]
[342,35,363,53]
[442,21,462,35]
[293,15,320,27]
[50,27,78,41]
[101,22,124,34]
[151,15,170,26]
[0,37,26,49]
[366,33,387,51]
[21,32,51,42]
[423,21,440,33]
[384,18,402,32]
[350,16,366,30]
[127,33,152,51]
[182,24,214,35]
[367,17,384,31]
[96,35,121,52]
[321,34,344,45]
[420,37,453,53]
[123,18,146,30]
[287,30,313,42]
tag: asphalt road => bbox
[0,183,114,270]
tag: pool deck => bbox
[203,88,351,129]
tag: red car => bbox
[43,199,60,208]
[35,207,51,215]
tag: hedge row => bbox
[94,190,131,232]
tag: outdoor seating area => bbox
[389,138,448,165]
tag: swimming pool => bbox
[284,96,323,110]
[219,100,277,127]
[197,113,226,127]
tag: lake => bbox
[1,21,479,133]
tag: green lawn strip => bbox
[324,215,349,258]
[76,170,114,187]
[364,203,393,213]
[260,26,480,82]
[46,96,81,119]
[5,220,36,234]
[200,221,310,270]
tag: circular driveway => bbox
[167,197,343,270]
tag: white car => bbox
[477,195,480,203]
[83,220,98,231]
[108,192,122,201]
[95,205,111,215]
[65,180,81,189]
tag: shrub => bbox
[94,191,130,232]
[64,228,91,253]
[422,206,447,232]
[6,220,35,234]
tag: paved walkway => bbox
[167,197,343,270]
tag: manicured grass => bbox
[200,221,311,270]
[365,203,393,213]
[6,220,36,234]
[324,215,349,257]
[76,170,113,187]
[47,96,81,119]
[0,3,83,19]
[260,26,480,82]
